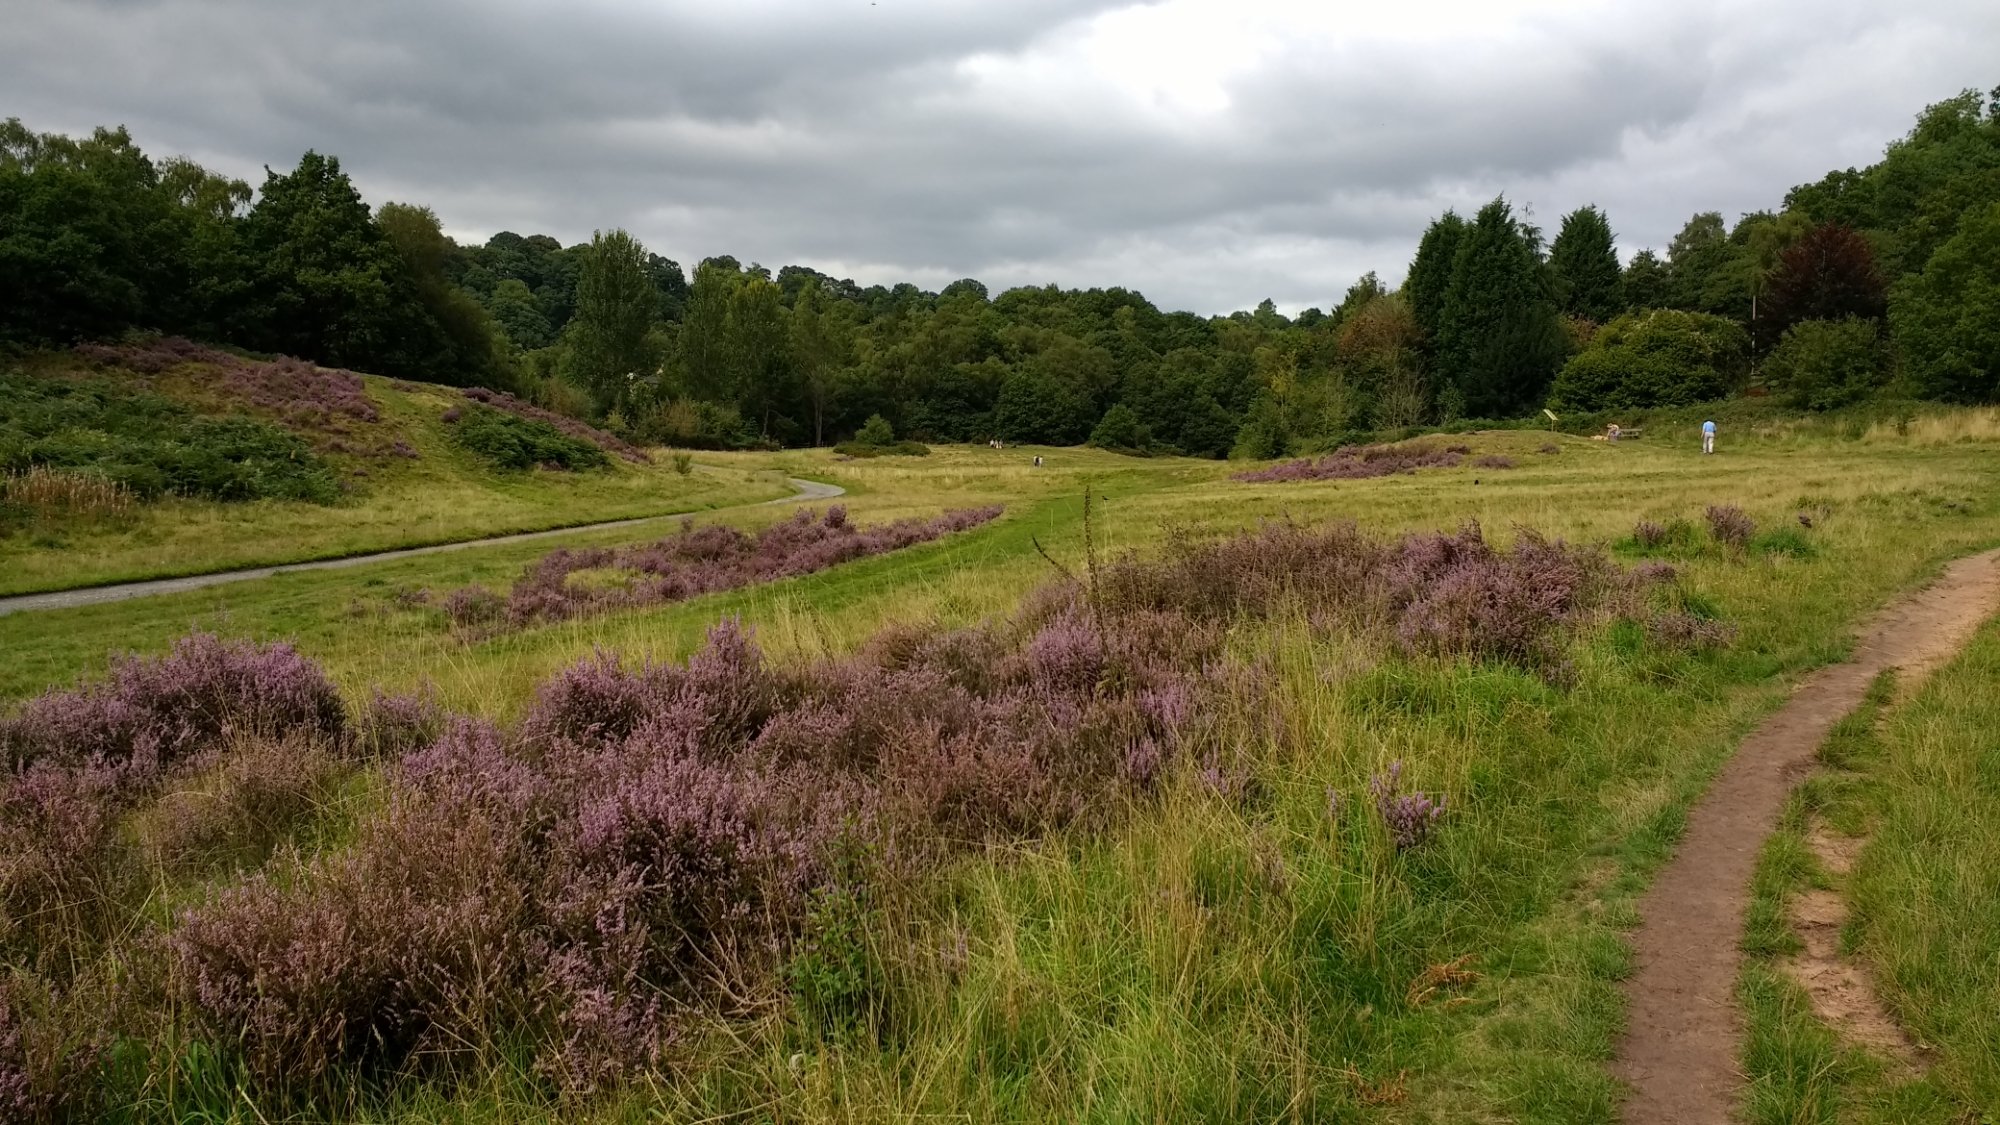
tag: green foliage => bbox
[377,202,514,389]
[1232,394,1290,459]
[566,229,658,412]
[1549,309,1750,411]
[994,365,1094,445]
[1623,249,1672,311]
[1889,200,2000,403]
[1087,402,1152,453]
[1405,210,1466,348]
[787,880,883,1039]
[854,413,896,446]
[1666,211,1748,318]
[1765,318,1889,411]
[1549,205,1624,321]
[0,371,339,504]
[1434,198,1568,416]
[447,404,609,471]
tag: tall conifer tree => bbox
[1434,197,1567,417]
[1404,211,1466,347]
[1548,205,1623,321]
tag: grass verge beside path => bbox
[1740,629,2000,1123]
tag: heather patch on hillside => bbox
[1234,441,1469,483]
[443,403,610,472]
[460,387,647,464]
[0,369,340,504]
[70,338,394,451]
[444,505,1005,632]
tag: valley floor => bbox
[4,424,2000,1122]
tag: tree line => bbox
[4,85,1997,456]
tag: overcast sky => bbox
[6,0,1997,314]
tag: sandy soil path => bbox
[0,476,843,617]
[1613,547,2000,1123]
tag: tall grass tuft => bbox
[0,467,136,525]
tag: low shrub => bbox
[0,371,341,504]
[460,387,646,463]
[447,404,610,471]
[446,505,1003,632]
[1705,504,1757,552]
[1234,441,1465,483]
[1,516,1730,1106]
[832,440,930,458]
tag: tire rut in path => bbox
[1613,547,2000,1124]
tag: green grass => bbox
[1740,644,2000,1124]
[9,422,2000,1121]
[0,367,788,595]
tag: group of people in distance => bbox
[1602,419,1718,454]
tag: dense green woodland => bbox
[4,86,1998,455]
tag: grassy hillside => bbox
[3,419,2000,1121]
[0,340,788,595]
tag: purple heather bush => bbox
[75,338,383,436]
[0,633,345,775]
[0,514,1734,1103]
[1097,518,1629,674]
[1234,441,1465,483]
[1633,520,1669,550]
[1470,454,1516,470]
[1370,760,1445,850]
[1705,505,1756,552]
[446,505,1004,633]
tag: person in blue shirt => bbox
[1702,419,1716,454]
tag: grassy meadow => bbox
[1,355,787,596]
[5,418,2000,1122]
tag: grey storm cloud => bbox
[6,0,1998,313]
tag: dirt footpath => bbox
[1612,547,2000,1124]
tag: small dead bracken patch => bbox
[1341,1063,1409,1106]
[1406,954,1481,1008]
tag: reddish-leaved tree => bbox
[1761,223,1886,342]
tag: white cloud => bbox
[2,0,1995,313]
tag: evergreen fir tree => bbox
[1433,197,1567,417]
[1404,211,1465,347]
[1548,205,1623,321]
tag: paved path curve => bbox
[1614,547,2000,1123]
[0,476,844,617]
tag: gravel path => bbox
[0,476,844,617]
[1613,547,2000,1123]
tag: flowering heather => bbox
[75,337,382,433]
[447,505,1004,632]
[0,633,346,775]
[1470,454,1516,470]
[461,387,647,463]
[1370,760,1446,850]
[1233,441,1466,483]
[1633,520,1669,549]
[169,605,1231,1088]
[1096,518,1644,673]
[1705,504,1756,551]
[2,513,1735,1103]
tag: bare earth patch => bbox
[1781,854,1926,1069]
[1612,547,2000,1124]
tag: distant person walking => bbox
[1701,419,1716,455]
